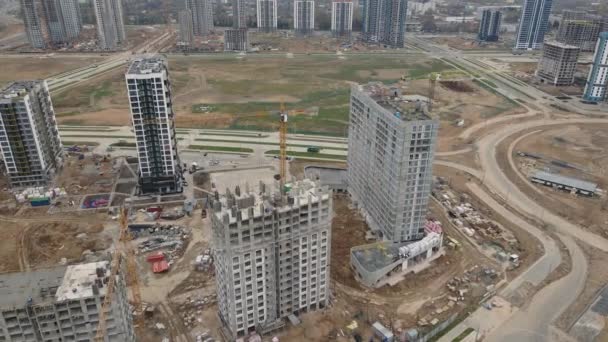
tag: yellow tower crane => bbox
[95,207,143,341]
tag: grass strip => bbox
[193,138,348,151]
[62,141,99,146]
[188,145,253,153]
[265,150,347,161]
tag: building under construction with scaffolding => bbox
[210,179,332,338]
[0,261,134,342]
[126,56,183,195]
[0,81,63,187]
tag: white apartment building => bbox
[186,0,214,36]
[294,0,315,35]
[256,0,277,32]
[125,56,182,195]
[348,83,439,242]
[178,10,194,46]
[583,32,608,102]
[0,261,134,342]
[93,0,125,50]
[0,81,63,188]
[331,0,353,37]
[211,179,332,338]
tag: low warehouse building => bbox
[530,170,597,196]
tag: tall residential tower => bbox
[583,32,608,102]
[348,83,438,242]
[294,0,315,35]
[257,0,277,32]
[211,180,332,338]
[331,0,353,37]
[0,81,63,187]
[126,56,183,195]
[187,0,214,36]
[514,0,553,50]
[178,9,194,46]
[362,0,408,48]
[233,0,248,28]
[557,10,603,52]
[93,0,126,49]
[478,8,502,42]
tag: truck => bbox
[189,162,198,174]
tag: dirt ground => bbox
[51,54,518,139]
[289,159,347,179]
[0,214,114,273]
[429,35,513,51]
[0,56,106,87]
[507,124,608,237]
[55,153,117,195]
[509,61,589,96]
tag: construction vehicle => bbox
[95,207,143,341]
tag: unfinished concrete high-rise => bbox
[362,0,408,47]
[294,0,315,35]
[178,10,194,46]
[536,41,580,86]
[348,82,438,243]
[331,0,353,37]
[0,81,63,188]
[42,0,82,44]
[0,261,135,342]
[211,179,332,338]
[187,0,214,36]
[224,28,249,51]
[93,0,126,49]
[256,0,277,32]
[556,10,603,52]
[126,56,183,195]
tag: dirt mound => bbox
[440,80,475,93]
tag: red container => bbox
[152,260,169,273]
[146,252,165,263]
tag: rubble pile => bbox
[130,224,191,264]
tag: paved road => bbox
[477,117,608,252]
[486,234,586,342]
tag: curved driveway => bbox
[477,118,608,252]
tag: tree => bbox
[421,13,437,32]
[316,10,331,31]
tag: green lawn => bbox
[193,138,348,151]
[110,141,137,147]
[60,134,134,139]
[62,141,100,146]
[187,145,254,153]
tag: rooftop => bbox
[0,81,41,100]
[55,261,110,302]
[212,179,330,224]
[544,41,580,50]
[356,82,432,121]
[0,261,110,308]
[0,266,67,308]
[127,56,166,75]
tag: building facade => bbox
[224,28,249,51]
[362,0,408,48]
[514,0,553,50]
[536,41,580,86]
[331,0,353,37]
[0,261,134,342]
[257,0,277,32]
[93,0,126,50]
[21,0,49,48]
[233,0,248,28]
[211,180,332,338]
[294,1,315,35]
[125,57,183,195]
[348,83,438,242]
[0,81,63,188]
[187,0,214,36]
[557,11,603,52]
[478,9,502,42]
[178,10,194,46]
[41,0,82,44]
[583,32,608,102]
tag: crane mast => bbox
[279,103,288,193]
[95,207,143,341]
